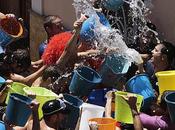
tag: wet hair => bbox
[42,65,60,82]
[44,15,63,29]
[160,41,175,68]
[4,49,31,71]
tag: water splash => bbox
[73,0,143,64]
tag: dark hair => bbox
[42,65,60,82]
[44,15,63,29]
[161,41,175,68]
[4,49,31,71]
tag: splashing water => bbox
[73,0,143,64]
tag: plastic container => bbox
[79,103,105,130]
[69,66,102,97]
[99,54,131,87]
[0,121,6,130]
[89,118,116,130]
[0,76,5,88]
[63,94,83,129]
[0,17,23,48]
[6,93,32,126]
[156,70,175,95]
[165,92,175,123]
[115,91,143,124]
[88,88,113,106]
[126,74,155,110]
[80,12,111,42]
[102,0,124,11]
[23,87,58,119]
[6,82,29,104]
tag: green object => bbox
[23,87,59,119]
[115,91,143,124]
[6,82,29,104]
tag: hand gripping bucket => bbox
[5,82,29,104]
[126,74,155,111]
[89,118,116,130]
[99,54,131,87]
[156,70,175,95]
[0,121,12,130]
[79,103,105,130]
[23,87,59,119]
[80,12,111,42]
[63,94,83,129]
[6,93,32,126]
[115,91,143,124]
[165,92,175,123]
[0,17,23,48]
[69,66,102,97]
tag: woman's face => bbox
[151,44,165,65]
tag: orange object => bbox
[1,17,20,36]
[89,118,116,130]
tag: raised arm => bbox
[123,95,143,130]
[56,14,87,69]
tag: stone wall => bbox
[30,10,47,61]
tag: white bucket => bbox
[79,103,105,130]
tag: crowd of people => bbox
[0,0,175,129]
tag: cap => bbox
[42,99,69,116]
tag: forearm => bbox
[32,111,40,130]
[56,30,79,67]
[105,98,112,117]
[11,65,46,86]
[131,108,143,130]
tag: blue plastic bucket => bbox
[99,54,131,87]
[69,66,102,97]
[0,121,6,130]
[6,93,32,126]
[0,19,23,48]
[63,94,83,129]
[80,12,111,42]
[88,88,113,106]
[0,76,5,88]
[165,92,175,123]
[126,74,155,110]
[102,0,124,11]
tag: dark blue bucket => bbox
[6,93,32,126]
[102,0,124,11]
[63,94,83,129]
[88,88,113,106]
[80,12,111,42]
[0,28,13,48]
[69,66,102,97]
[99,54,131,87]
[126,74,155,110]
[165,92,175,123]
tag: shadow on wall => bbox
[30,10,47,61]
